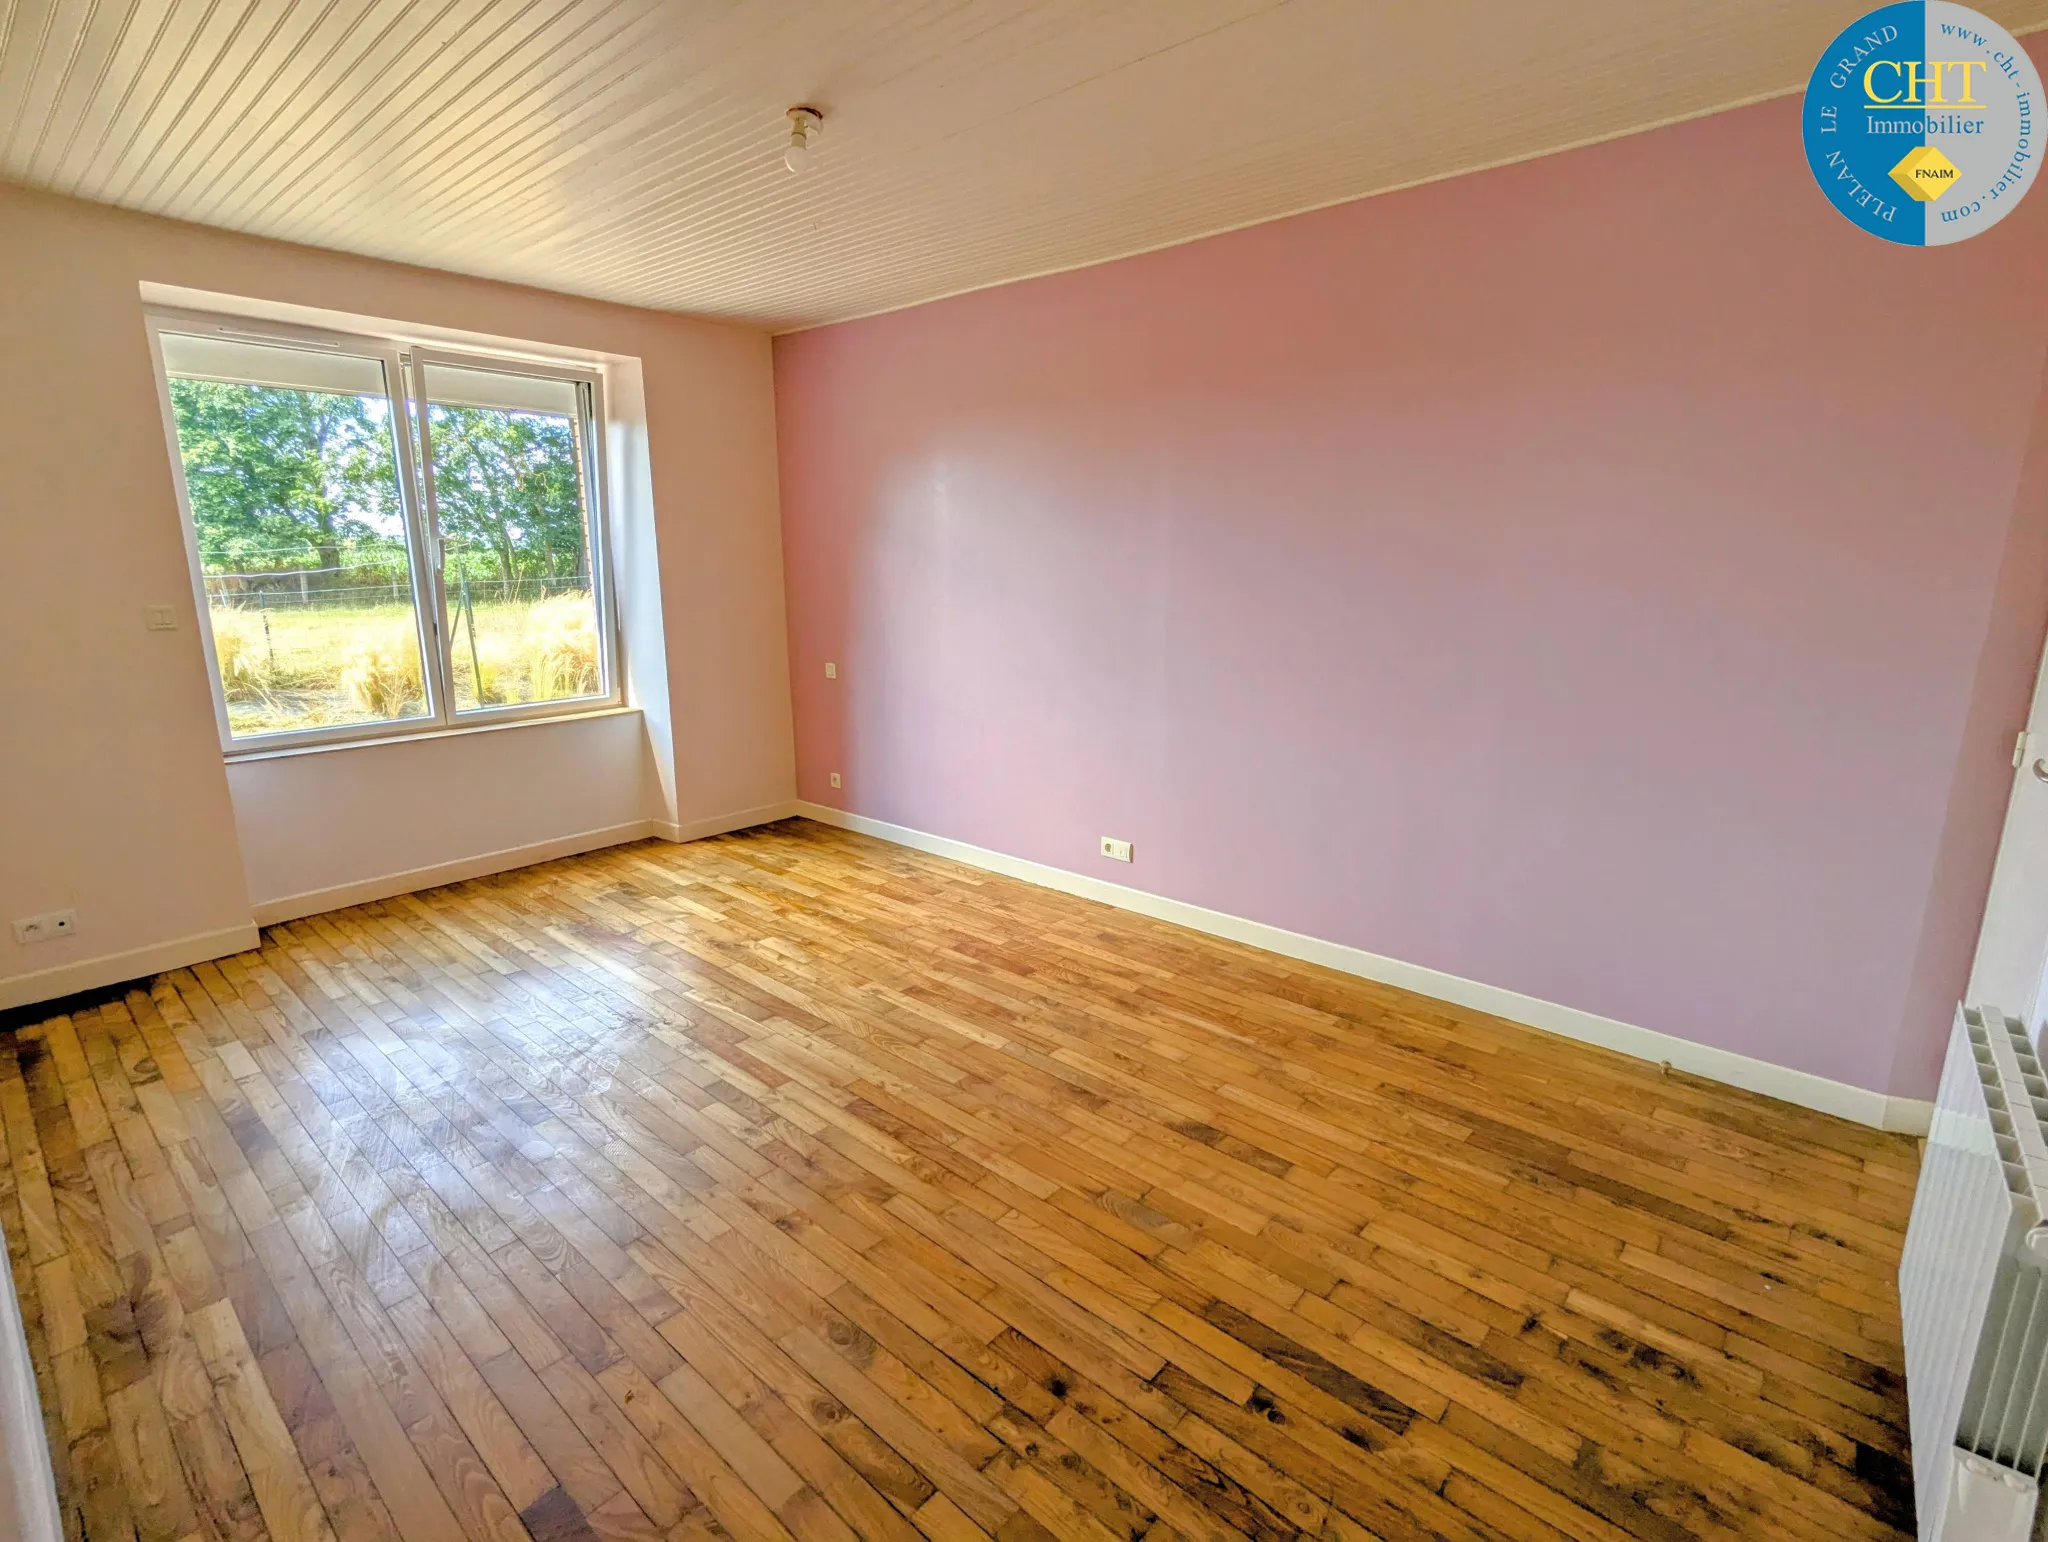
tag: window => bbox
[148,311,619,752]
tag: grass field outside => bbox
[210,589,601,736]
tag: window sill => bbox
[223,703,641,765]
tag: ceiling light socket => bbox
[785,106,823,174]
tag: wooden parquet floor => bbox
[1,818,1922,1542]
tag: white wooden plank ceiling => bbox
[4,1,2046,331]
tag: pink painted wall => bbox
[774,87,2048,1101]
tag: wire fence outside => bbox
[204,569,588,611]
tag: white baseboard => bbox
[659,800,799,844]
[251,818,667,925]
[793,802,1933,1137]
[0,924,262,1014]
[250,802,802,928]
[1882,1094,1935,1137]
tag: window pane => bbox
[420,363,603,712]
[163,334,430,738]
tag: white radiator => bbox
[1902,1006,2048,1541]
[0,1198,60,1542]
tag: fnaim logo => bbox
[1803,2,2041,244]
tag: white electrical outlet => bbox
[144,605,179,631]
[825,662,837,679]
[829,772,842,789]
[12,909,78,944]
[1100,837,1132,863]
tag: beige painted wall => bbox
[225,711,668,922]
[0,183,795,1007]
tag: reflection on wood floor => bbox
[1,817,1920,1542]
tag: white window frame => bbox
[145,307,624,757]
